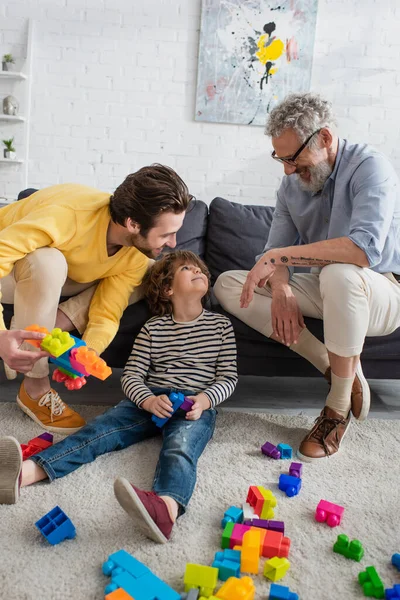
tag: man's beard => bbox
[127,233,162,259]
[296,160,333,194]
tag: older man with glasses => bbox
[215,92,400,461]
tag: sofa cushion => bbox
[173,199,208,258]
[205,197,274,283]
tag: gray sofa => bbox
[3,194,400,378]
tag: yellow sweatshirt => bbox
[0,184,149,354]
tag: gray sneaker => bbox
[0,437,22,504]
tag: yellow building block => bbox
[240,530,260,574]
[216,576,255,600]
[41,328,75,357]
[184,564,218,598]
[263,557,290,582]
[258,487,277,520]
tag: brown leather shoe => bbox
[297,407,351,462]
[324,362,370,421]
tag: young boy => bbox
[0,250,237,543]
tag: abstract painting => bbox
[195,0,319,126]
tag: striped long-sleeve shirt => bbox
[121,310,238,408]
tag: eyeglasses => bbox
[271,129,322,166]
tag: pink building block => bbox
[230,523,251,548]
[315,499,344,527]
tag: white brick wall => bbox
[0,0,399,204]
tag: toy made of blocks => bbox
[240,530,261,574]
[315,499,344,527]
[276,443,292,459]
[21,432,53,460]
[152,392,194,427]
[212,549,241,581]
[53,367,87,390]
[223,523,290,559]
[264,557,290,582]
[358,566,385,599]
[184,564,219,598]
[242,502,258,521]
[105,589,134,600]
[246,486,277,519]
[269,583,298,600]
[221,506,243,528]
[243,519,284,535]
[103,550,180,600]
[278,474,302,497]
[392,553,400,571]
[386,584,400,599]
[333,534,364,561]
[261,441,281,459]
[35,505,76,545]
[289,462,303,478]
[215,576,255,600]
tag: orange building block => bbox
[262,529,291,559]
[216,576,255,600]
[105,589,134,600]
[241,530,260,574]
[25,324,50,348]
[74,347,112,380]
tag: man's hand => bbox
[240,253,276,308]
[185,392,211,421]
[0,330,50,372]
[271,286,305,346]
[141,395,174,419]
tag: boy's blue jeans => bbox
[31,388,217,513]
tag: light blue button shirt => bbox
[259,139,400,274]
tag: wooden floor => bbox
[1,366,400,419]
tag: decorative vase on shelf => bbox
[4,149,16,159]
[3,95,19,116]
[2,62,8,71]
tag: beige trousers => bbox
[1,248,148,378]
[214,264,400,358]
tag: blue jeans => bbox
[31,389,217,513]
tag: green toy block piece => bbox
[358,566,385,599]
[333,534,364,561]
[221,522,235,549]
[58,366,79,379]
[41,328,75,357]
[184,564,218,598]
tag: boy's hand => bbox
[185,392,211,421]
[141,395,174,419]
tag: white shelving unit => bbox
[0,20,34,198]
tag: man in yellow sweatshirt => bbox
[0,164,191,434]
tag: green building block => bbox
[358,566,385,599]
[57,366,79,379]
[333,534,364,561]
[221,522,235,549]
[41,328,75,357]
[184,564,218,598]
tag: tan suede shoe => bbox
[297,407,351,462]
[324,362,370,421]
[17,382,86,435]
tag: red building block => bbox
[21,432,53,460]
[262,529,291,559]
[246,486,265,516]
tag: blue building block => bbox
[49,334,86,376]
[221,506,243,528]
[212,549,241,581]
[151,392,188,427]
[386,584,400,599]
[276,444,293,459]
[35,505,76,545]
[269,583,299,600]
[392,553,400,571]
[278,474,302,497]
[103,549,180,600]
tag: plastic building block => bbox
[315,499,345,527]
[25,324,50,347]
[246,486,277,519]
[105,589,134,600]
[333,534,364,561]
[278,474,302,497]
[184,564,219,597]
[240,530,260,574]
[242,503,258,520]
[269,583,298,600]
[392,553,400,571]
[386,584,400,599]
[41,328,75,357]
[222,522,235,549]
[35,505,76,545]
[73,346,112,380]
[264,557,290,582]
[221,506,243,528]
[276,443,292,459]
[243,519,285,535]
[152,392,194,427]
[212,550,241,581]
[215,576,255,600]
[102,549,151,579]
[289,462,303,478]
[358,566,385,599]
[262,529,291,559]
[21,432,53,460]
[181,397,195,411]
[53,368,87,390]
[181,591,200,600]
[261,441,281,459]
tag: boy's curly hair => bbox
[142,250,211,317]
